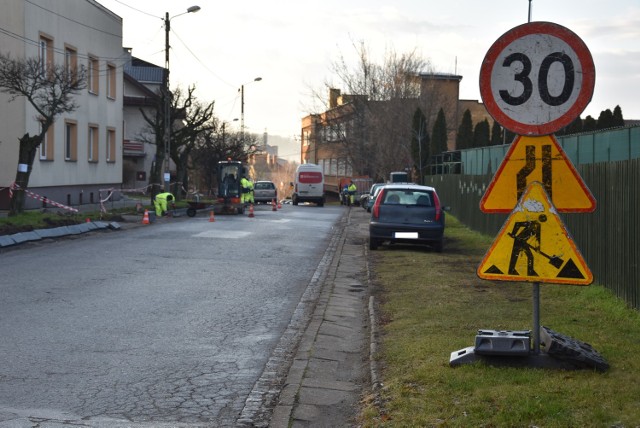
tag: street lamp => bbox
[221,118,239,145]
[163,5,201,193]
[240,77,262,144]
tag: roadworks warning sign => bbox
[477,181,593,285]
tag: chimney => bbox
[329,88,341,109]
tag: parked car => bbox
[253,180,277,204]
[361,183,385,212]
[369,183,448,252]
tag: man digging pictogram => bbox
[507,214,565,277]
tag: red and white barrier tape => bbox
[9,182,79,213]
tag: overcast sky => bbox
[97,0,640,160]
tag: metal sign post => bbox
[456,21,600,369]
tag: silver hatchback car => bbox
[253,181,277,204]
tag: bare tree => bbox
[190,121,257,196]
[170,87,215,198]
[0,53,86,215]
[139,85,215,199]
[308,41,437,180]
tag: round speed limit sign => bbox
[480,22,595,135]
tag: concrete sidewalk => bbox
[269,206,374,427]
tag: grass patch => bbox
[0,204,156,236]
[361,214,640,427]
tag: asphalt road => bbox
[0,203,344,427]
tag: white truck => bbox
[389,171,409,183]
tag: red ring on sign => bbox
[480,22,595,136]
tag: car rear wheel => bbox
[433,240,443,253]
[369,238,379,251]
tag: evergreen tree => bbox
[456,109,473,150]
[472,119,490,148]
[597,109,614,129]
[410,108,430,183]
[504,129,517,145]
[613,105,625,126]
[567,116,584,134]
[432,108,448,155]
[558,116,583,135]
[583,115,597,132]
[490,120,503,145]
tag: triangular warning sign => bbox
[477,181,593,285]
[480,135,596,213]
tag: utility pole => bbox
[163,12,170,193]
[239,77,262,146]
[162,6,201,193]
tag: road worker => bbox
[347,180,357,206]
[341,183,349,205]
[154,192,174,216]
[247,179,255,204]
[240,175,251,205]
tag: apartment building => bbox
[0,0,123,210]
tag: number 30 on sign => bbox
[480,22,595,136]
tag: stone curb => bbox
[0,221,119,249]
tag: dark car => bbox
[253,180,277,204]
[369,184,447,252]
[362,183,385,212]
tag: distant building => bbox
[300,72,493,194]
[0,0,123,210]
[248,130,281,181]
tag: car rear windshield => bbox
[299,172,322,183]
[382,189,433,206]
[255,182,275,189]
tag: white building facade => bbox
[122,50,164,191]
[0,0,123,210]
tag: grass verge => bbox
[360,214,640,427]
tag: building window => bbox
[106,128,116,162]
[88,56,99,94]
[39,34,53,75]
[65,120,77,161]
[88,125,99,162]
[106,63,116,99]
[39,122,54,161]
[65,45,78,83]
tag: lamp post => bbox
[221,118,238,145]
[163,5,201,193]
[240,77,262,145]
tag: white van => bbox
[292,163,325,206]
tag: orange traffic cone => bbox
[209,210,215,222]
[272,198,277,211]
[248,204,255,218]
[142,209,150,225]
